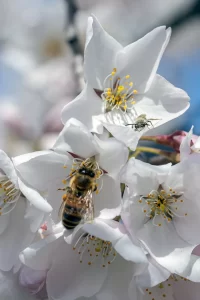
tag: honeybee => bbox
[58,157,103,230]
[125,114,161,131]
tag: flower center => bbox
[73,233,117,267]
[0,177,21,215]
[139,185,186,226]
[101,68,138,113]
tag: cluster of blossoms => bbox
[1,15,200,300]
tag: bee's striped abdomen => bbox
[62,203,82,230]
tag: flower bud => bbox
[143,131,198,153]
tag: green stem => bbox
[130,146,179,163]
[139,136,157,142]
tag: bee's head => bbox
[78,167,95,178]
[75,167,95,189]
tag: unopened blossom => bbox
[19,219,147,300]
[121,158,200,276]
[142,130,198,153]
[62,16,190,150]
[0,150,52,272]
[14,118,128,223]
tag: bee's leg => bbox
[125,123,135,129]
[66,187,73,193]
[148,120,153,127]
[58,186,72,192]
[92,183,98,192]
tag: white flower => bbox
[19,218,147,300]
[0,150,52,272]
[62,16,190,150]
[14,118,128,223]
[121,157,200,276]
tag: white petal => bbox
[84,16,122,90]
[116,27,171,93]
[180,126,193,161]
[20,227,64,271]
[24,204,46,233]
[96,256,136,300]
[168,165,200,245]
[19,266,47,296]
[163,163,184,192]
[180,255,200,282]
[0,270,37,300]
[135,255,171,288]
[0,198,35,271]
[46,238,107,300]
[121,158,171,195]
[0,150,19,188]
[122,194,148,237]
[193,137,200,151]
[94,175,121,219]
[53,118,99,158]
[0,213,9,235]
[82,219,125,242]
[94,135,128,178]
[45,180,65,224]
[172,194,200,245]
[18,178,52,214]
[81,219,147,265]
[15,150,69,192]
[97,120,141,151]
[138,221,195,275]
[173,279,200,300]
[134,74,190,134]
[13,150,53,167]
[113,234,147,264]
[61,84,103,132]
[141,280,174,300]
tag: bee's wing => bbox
[58,201,65,219]
[81,190,95,223]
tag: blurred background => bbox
[0,0,199,156]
